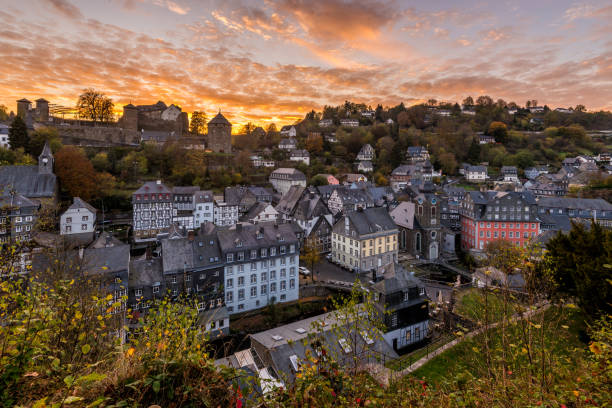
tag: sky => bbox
[0,0,611,128]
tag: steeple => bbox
[38,141,54,174]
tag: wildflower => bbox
[573,390,580,397]
[126,347,135,357]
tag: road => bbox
[300,258,361,285]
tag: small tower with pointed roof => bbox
[207,111,232,153]
[38,141,54,175]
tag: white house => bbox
[213,199,239,227]
[289,149,310,166]
[356,144,375,161]
[278,138,297,150]
[0,124,9,149]
[194,190,214,228]
[251,155,275,168]
[340,118,359,127]
[241,202,279,224]
[465,165,487,182]
[60,197,96,237]
[220,223,300,314]
[280,125,297,138]
[501,166,519,182]
[319,119,333,127]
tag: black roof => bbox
[343,207,397,236]
[0,166,56,198]
[208,112,231,126]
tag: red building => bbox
[460,191,541,251]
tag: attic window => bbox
[235,239,243,248]
[257,232,263,239]
[271,335,283,341]
[210,240,214,245]
[295,327,306,334]
[289,354,299,372]
[338,338,352,354]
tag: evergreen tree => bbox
[8,116,29,150]
[467,138,481,163]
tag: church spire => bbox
[38,141,54,175]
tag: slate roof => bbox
[217,223,298,253]
[372,263,424,296]
[270,168,306,181]
[67,197,96,214]
[141,130,178,143]
[538,213,572,231]
[133,181,171,196]
[466,165,487,173]
[129,257,163,287]
[241,202,273,221]
[82,244,130,275]
[208,112,231,126]
[389,201,415,229]
[407,146,428,156]
[345,207,398,236]
[537,197,612,211]
[0,166,56,198]
[280,125,293,132]
[276,185,306,215]
[194,190,214,203]
[0,193,38,209]
[290,149,309,157]
[293,194,329,221]
[161,237,194,274]
[137,101,167,111]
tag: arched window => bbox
[418,206,423,216]
[415,232,421,252]
[431,206,436,217]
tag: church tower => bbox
[207,112,232,153]
[38,141,54,174]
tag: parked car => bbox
[299,266,310,276]
[325,253,332,260]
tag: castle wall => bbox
[55,125,140,147]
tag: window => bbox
[415,327,420,340]
[260,260,267,268]
[280,269,286,278]
[227,254,234,262]
[270,270,276,280]
[238,276,244,286]
[290,255,295,264]
[171,276,177,284]
[227,278,233,288]
[199,273,205,280]
[135,289,142,297]
[290,267,295,276]
[406,330,411,343]
[509,231,514,238]
[82,224,89,231]
[339,338,352,354]
[66,217,72,223]
[251,262,257,271]
[270,258,276,266]
[290,279,295,289]
[227,266,233,275]
[82,215,88,221]
[198,302,205,311]
[261,248,267,257]
[270,282,276,292]
[419,287,425,296]
[250,250,257,259]
[261,284,267,295]
[237,252,244,261]
[226,292,233,303]
[251,274,257,284]
[65,225,72,233]
[280,246,286,254]
[250,287,257,297]
[238,289,245,300]
[153,286,159,294]
[280,257,286,265]
[280,294,286,301]
[281,280,286,291]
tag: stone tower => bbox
[35,98,49,122]
[38,141,54,175]
[207,112,232,153]
[121,104,138,131]
[16,98,31,119]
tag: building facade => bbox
[194,190,214,228]
[269,168,307,196]
[331,207,399,275]
[132,181,173,242]
[172,186,199,230]
[219,223,300,314]
[0,194,38,243]
[60,197,96,239]
[207,112,232,153]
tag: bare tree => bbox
[77,88,115,123]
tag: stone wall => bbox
[55,125,140,147]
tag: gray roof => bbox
[344,207,398,236]
[537,197,612,211]
[129,257,163,287]
[161,237,194,274]
[172,186,199,195]
[83,244,130,275]
[270,168,306,181]
[0,166,56,198]
[0,193,38,209]
[290,149,309,157]
[389,201,415,229]
[467,165,487,172]
[293,194,329,221]
[247,186,273,199]
[372,263,424,296]
[141,130,178,143]
[217,223,298,253]
[67,197,96,214]
[194,190,214,203]
[501,166,517,173]
[208,112,231,126]
[133,181,171,196]
[276,185,306,215]
[224,186,255,206]
[242,201,272,221]
[538,213,572,231]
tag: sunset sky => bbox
[0,0,611,128]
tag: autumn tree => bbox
[77,88,114,122]
[300,237,320,283]
[189,111,207,134]
[54,146,98,201]
[462,96,474,106]
[574,104,586,112]
[241,122,256,135]
[8,116,29,151]
[488,121,508,144]
[0,104,8,121]
[438,151,458,175]
[28,126,62,156]
[305,133,323,154]
[476,95,494,107]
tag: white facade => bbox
[247,204,279,224]
[60,199,96,236]
[224,249,299,314]
[289,150,310,166]
[466,167,487,182]
[382,319,429,350]
[319,119,333,127]
[340,119,359,127]
[280,126,297,138]
[214,201,239,227]
[269,169,307,196]
[0,124,9,149]
[194,196,214,228]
